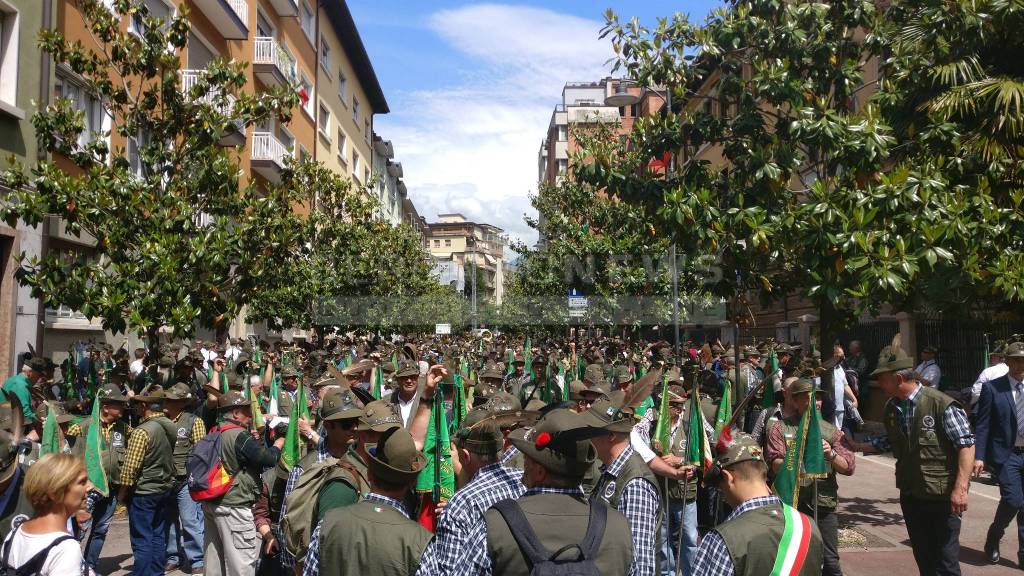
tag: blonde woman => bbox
[1,453,90,575]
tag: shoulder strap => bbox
[492,499,552,567]
[334,459,365,494]
[11,534,75,576]
[1,528,16,575]
[578,498,607,559]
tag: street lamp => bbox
[604,80,680,362]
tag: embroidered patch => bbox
[922,415,935,429]
[606,406,617,417]
[603,481,616,499]
[113,432,123,444]
[177,427,188,438]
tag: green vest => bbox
[74,420,129,486]
[779,416,839,510]
[592,449,662,572]
[484,493,633,576]
[0,466,34,541]
[171,412,197,477]
[716,503,824,576]
[884,386,957,500]
[663,409,698,501]
[134,415,176,495]
[217,426,261,508]
[319,499,431,575]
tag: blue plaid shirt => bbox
[691,495,782,576]
[592,446,660,576]
[303,492,409,576]
[278,436,330,569]
[461,486,586,575]
[417,462,525,576]
[870,384,975,452]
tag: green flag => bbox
[714,378,733,441]
[984,335,990,369]
[452,374,467,430]
[652,374,671,453]
[372,366,384,400]
[772,395,828,506]
[524,337,532,374]
[686,381,713,470]
[763,349,778,410]
[416,389,455,503]
[84,396,109,496]
[506,349,514,376]
[39,401,62,457]
[280,383,310,470]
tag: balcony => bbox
[251,131,288,183]
[387,161,403,178]
[181,70,245,147]
[192,0,248,40]
[267,0,297,16]
[253,37,297,87]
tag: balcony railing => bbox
[192,0,248,40]
[180,70,237,114]
[252,131,288,169]
[226,0,248,24]
[253,37,296,85]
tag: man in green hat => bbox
[310,427,431,575]
[766,378,855,576]
[118,386,179,576]
[70,383,132,572]
[163,382,206,575]
[581,397,661,576]
[278,387,364,572]
[417,408,526,575]
[517,354,561,405]
[0,356,47,425]
[857,337,973,576]
[205,391,286,576]
[389,360,423,428]
[975,338,1024,566]
[691,432,823,575]
[461,408,634,575]
[504,353,530,397]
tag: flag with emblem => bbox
[763,349,778,409]
[416,388,455,532]
[39,401,63,457]
[84,396,109,496]
[523,337,532,373]
[773,390,827,506]
[685,381,713,471]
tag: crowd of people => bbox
[0,330,1013,576]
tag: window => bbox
[557,159,568,175]
[434,240,440,247]
[130,0,172,37]
[364,168,370,184]
[0,1,19,109]
[298,145,310,164]
[337,128,347,163]
[128,130,151,178]
[56,71,104,147]
[365,119,370,143]
[300,2,315,43]
[256,10,274,37]
[319,36,331,76]
[352,150,360,175]
[299,74,314,118]
[353,98,360,126]
[557,125,567,141]
[279,128,295,157]
[444,239,451,247]
[318,102,331,140]
[337,70,347,103]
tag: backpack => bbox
[1,530,77,576]
[280,456,364,562]
[186,423,242,502]
[492,498,607,576]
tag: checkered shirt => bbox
[417,462,526,576]
[691,495,781,576]
[873,384,975,452]
[278,436,331,569]
[303,492,408,576]
[461,486,586,576]
[593,445,660,576]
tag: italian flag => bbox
[769,504,813,576]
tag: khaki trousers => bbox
[202,503,260,576]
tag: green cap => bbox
[165,382,194,401]
[358,400,402,432]
[320,388,363,421]
[1004,341,1024,359]
[217,391,250,410]
[871,335,915,376]
[582,364,607,386]
[97,383,129,404]
[508,408,596,479]
[394,359,420,378]
[457,408,503,455]
[367,427,427,484]
[578,396,634,433]
[714,432,764,469]
[784,378,815,395]
[484,392,522,413]
[612,366,633,386]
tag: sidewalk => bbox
[838,453,1020,575]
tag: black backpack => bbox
[492,498,607,576]
[1,532,77,576]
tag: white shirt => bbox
[832,365,848,411]
[971,362,1010,406]
[916,360,941,388]
[631,417,680,464]
[397,395,416,427]
[129,359,145,377]
[2,528,84,576]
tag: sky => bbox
[349,1,721,248]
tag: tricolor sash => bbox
[769,504,812,576]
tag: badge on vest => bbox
[922,415,935,430]
[177,427,188,438]
[603,481,616,500]
[113,432,123,445]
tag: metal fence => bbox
[914,319,1024,391]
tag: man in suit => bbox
[974,339,1024,566]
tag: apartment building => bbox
[4,0,393,365]
[425,214,507,305]
[369,134,407,225]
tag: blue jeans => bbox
[166,481,205,569]
[85,490,117,570]
[659,498,698,576]
[129,492,172,576]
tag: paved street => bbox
[92,452,1022,575]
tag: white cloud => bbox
[375,3,614,247]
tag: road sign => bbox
[435,323,451,335]
[568,309,587,318]
[568,297,588,308]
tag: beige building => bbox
[425,214,507,305]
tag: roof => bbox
[322,0,389,114]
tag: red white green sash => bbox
[769,504,812,576]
